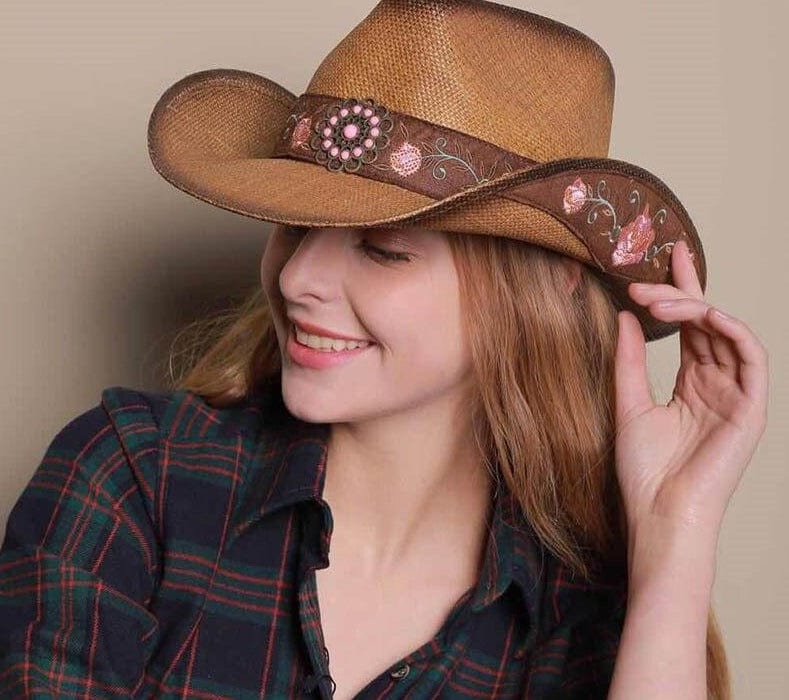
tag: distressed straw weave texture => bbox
[147,0,707,341]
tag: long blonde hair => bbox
[167,224,730,699]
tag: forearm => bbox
[607,520,718,700]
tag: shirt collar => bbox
[221,386,547,626]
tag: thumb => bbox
[614,310,654,427]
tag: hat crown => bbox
[305,0,616,162]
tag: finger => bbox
[704,306,770,402]
[629,283,712,366]
[708,323,740,371]
[628,276,712,367]
[670,239,704,299]
[628,281,697,302]
[650,299,767,396]
[649,297,724,368]
[614,310,654,427]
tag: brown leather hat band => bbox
[271,93,539,200]
[270,92,702,287]
[503,168,699,283]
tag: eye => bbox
[281,225,308,238]
[357,239,412,263]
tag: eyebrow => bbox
[365,225,429,239]
[366,229,424,250]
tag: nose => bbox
[278,227,348,305]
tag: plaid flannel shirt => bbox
[0,385,627,698]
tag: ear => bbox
[559,257,583,294]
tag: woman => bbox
[0,0,768,698]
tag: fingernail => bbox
[712,307,731,321]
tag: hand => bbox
[613,239,769,540]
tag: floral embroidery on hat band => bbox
[273,93,536,199]
[287,115,313,150]
[562,177,684,269]
[370,122,514,184]
[498,169,702,285]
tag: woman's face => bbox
[260,224,474,424]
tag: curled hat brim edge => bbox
[147,68,706,342]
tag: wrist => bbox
[626,516,719,594]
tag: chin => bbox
[281,372,399,426]
[279,375,344,424]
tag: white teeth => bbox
[294,325,371,352]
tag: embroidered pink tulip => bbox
[390,142,422,177]
[611,203,656,267]
[563,177,591,214]
[291,117,312,149]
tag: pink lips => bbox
[286,324,375,369]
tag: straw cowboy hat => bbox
[147,0,707,341]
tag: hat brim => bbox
[148,68,705,341]
[146,70,585,230]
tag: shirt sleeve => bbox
[0,389,163,699]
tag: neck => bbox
[321,390,492,579]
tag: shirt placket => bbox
[298,566,336,698]
[296,498,336,698]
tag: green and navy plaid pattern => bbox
[0,385,627,698]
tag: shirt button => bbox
[389,663,410,680]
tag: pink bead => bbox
[323,127,332,137]
[370,116,380,126]
[352,104,362,114]
[341,150,350,160]
[370,127,380,137]
[352,146,363,157]
[363,108,373,118]
[322,139,332,150]
[340,108,349,117]
[364,138,374,148]
[342,123,359,139]
[329,116,338,125]
[330,146,339,157]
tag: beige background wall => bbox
[1,0,786,696]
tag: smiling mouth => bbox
[292,323,373,352]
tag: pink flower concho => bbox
[309,99,394,173]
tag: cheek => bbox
[369,273,470,372]
[423,297,469,373]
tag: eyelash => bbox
[282,226,412,263]
[357,241,412,262]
